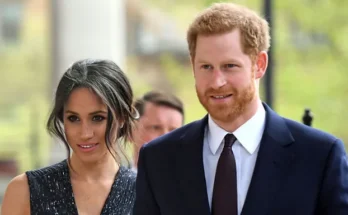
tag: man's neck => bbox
[213,99,262,132]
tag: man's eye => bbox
[224,64,237,69]
[148,125,161,130]
[201,65,212,70]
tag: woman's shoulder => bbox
[25,160,69,185]
[1,174,31,214]
[118,166,136,180]
[119,166,137,177]
[3,160,68,204]
[4,173,29,193]
[116,166,137,189]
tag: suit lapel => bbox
[241,104,295,215]
[175,116,211,215]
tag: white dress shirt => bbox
[203,105,266,215]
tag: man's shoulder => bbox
[264,102,341,147]
[282,117,341,148]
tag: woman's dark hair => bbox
[47,59,138,165]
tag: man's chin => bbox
[205,103,231,113]
[204,103,243,120]
[211,111,238,123]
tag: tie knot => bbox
[224,133,236,148]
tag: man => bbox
[132,90,184,168]
[133,3,348,215]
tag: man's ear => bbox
[254,51,268,79]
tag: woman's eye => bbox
[67,115,79,122]
[92,115,106,122]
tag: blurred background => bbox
[0,0,347,205]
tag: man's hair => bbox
[134,90,184,120]
[187,2,270,61]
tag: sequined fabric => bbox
[26,160,136,215]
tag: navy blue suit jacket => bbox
[133,104,348,215]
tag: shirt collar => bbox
[207,103,266,155]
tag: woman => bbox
[1,59,138,215]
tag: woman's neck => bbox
[69,153,119,182]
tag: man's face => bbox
[193,29,260,124]
[134,102,183,149]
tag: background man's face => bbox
[133,102,183,151]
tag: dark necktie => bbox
[212,133,238,215]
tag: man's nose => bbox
[210,68,227,90]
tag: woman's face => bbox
[63,87,115,163]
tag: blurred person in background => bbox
[1,59,138,215]
[132,90,184,169]
[133,2,348,215]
